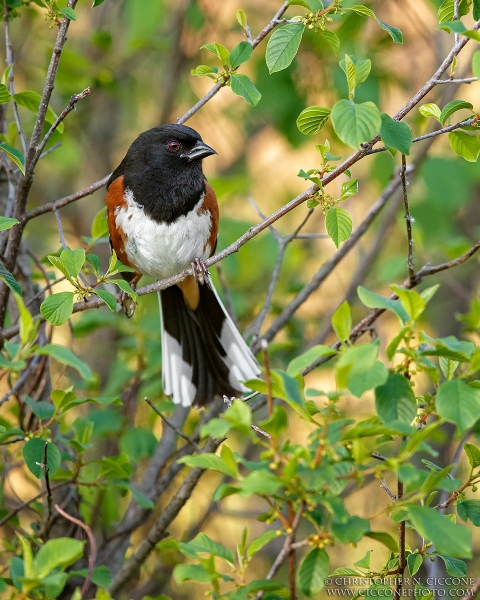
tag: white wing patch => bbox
[116,188,212,279]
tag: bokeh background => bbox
[2,0,480,597]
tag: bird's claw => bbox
[191,257,209,285]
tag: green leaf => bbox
[0,143,25,173]
[33,538,84,579]
[437,21,480,42]
[391,286,425,321]
[403,505,471,558]
[331,301,351,342]
[58,7,76,20]
[339,55,371,97]
[332,516,369,543]
[348,6,402,43]
[420,333,474,362]
[95,289,117,311]
[375,373,416,427]
[37,343,95,381]
[296,106,331,135]
[357,286,408,323]
[247,530,278,559]
[296,548,329,597]
[14,91,63,133]
[112,278,138,301]
[22,438,61,479]
[438,0,471,23]
[201,42,230,67]
[24,395,55,420]
[436,379,480,432]
[473,51,480,80]
[407,554,423,576]
[60,248,85,278]
[237,470,282,497]
[448,131,480,162]
[230,74,261,106]
[340,178,358,200]
[325,207,353,248]
[177,453,237,477]
[265,23,305,74]
[0,83,12,104]
[92,0,105,5]
[258,405,288,438]
[380,113,412,155]
[286,345,337,377]
[336,342,389,398]
[364,531,399,552]
[343,54,356,98]
[0,216,19,231]
[0,263,22,295]
[174,563,215,584]
[286,0,312,8]
[320,29,340,55]
[419,103,441,121]
[200,418,232,439]
[236,9,247,28]
[354,550,371,569]
[464,443,480,468]
[457,500,480,526]
[180,532,235,564]
[331,100,381,148]
[40,292,74,326]
[474,0,480,19]
[229,41,253,69]
[440,100,473,125]
[436,555,467,577]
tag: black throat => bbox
[122,162,206,224]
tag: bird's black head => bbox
[108,124,217,223]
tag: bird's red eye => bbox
[167,141,180,151]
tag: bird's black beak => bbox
[181,140,217,162]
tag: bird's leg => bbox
[191,257,209,286]
[119,272,141,318]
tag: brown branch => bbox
[22,176,110,222]
[4,5,27,154]
[54,504,97,598]
[401,155,415,282]
[108,437,222,595]
[461,576,480,600]
[0,478,75,528]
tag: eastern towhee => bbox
[105,124,260,407]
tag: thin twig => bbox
[0,478,75,528]
[109,437,222,595]
[433,77,478,84]
[261,340,273,416]
[22,176,110,223]
[396,480,406,593]
[215,263,237,324]
[0,355,42,407]
[223,396,270,438]
[301,239,480,376]
[144,396,200,451]
[54,209,69,251]
[255,502,305,600]
[460,576,480,600]
[380,477,397,501]
[36,88,90,160]
[36,442,52,527]
[401,155,415,282]
[4,4,27,154]
[54,504,97,597]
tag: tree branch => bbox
[401,155,415,282]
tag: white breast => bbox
[115,188,212,279]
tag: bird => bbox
[105,123,260,407]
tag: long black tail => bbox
[159,281,259,407]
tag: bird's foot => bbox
[191,257,209,286]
